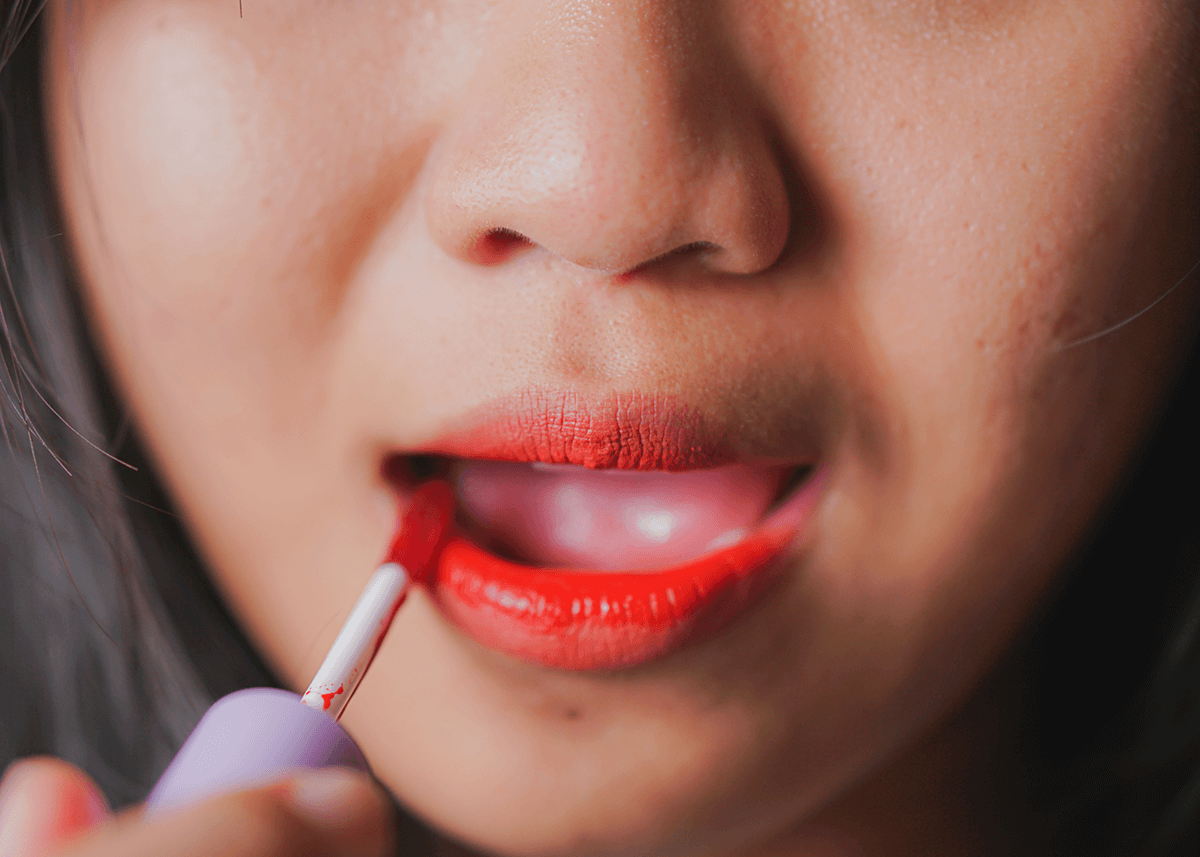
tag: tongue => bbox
[453,462,789,571]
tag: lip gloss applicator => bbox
[145,481,454,814]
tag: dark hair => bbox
[1018,331,1200,856]
[1,3,1198,855]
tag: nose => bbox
[425,2,790,277]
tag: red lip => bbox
[417,389,739,470]
[430,475,821,670]
[394,390,822,671]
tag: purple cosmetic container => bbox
[145,688,369,814]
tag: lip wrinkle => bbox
[422,390,740,471]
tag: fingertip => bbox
[288,768,395,857]
[0,757,111,857]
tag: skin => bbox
[40,0,1200,855]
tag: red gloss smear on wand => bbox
[319,684,344,711]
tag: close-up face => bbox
[43,1,1200,855]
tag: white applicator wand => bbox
[300,562,409,720]
[145,481,455,813]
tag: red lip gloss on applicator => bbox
[145,482,453,814]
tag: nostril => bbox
[661,241,720,264]
[470,228,533,265]
[618,240,721,279]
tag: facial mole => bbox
[563,707,583,721]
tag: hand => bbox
[0,757,395,857]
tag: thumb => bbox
[0,758,112,857]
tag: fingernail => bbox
[289,768,373,829]
[0,762,37,857]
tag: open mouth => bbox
[384,454,823,670]
[396,454,807,570]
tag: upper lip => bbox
[413,389,738,470]
[405,388,821,471]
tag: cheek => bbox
[47,3,439,494]
[54,11,308,453]
[838,0,1195,508]
[45,1,489,688]
[52,3,439,381]
[71,9,276,313]
[746,0,1200,751]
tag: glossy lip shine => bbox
[400,390,824,671]
[430,473,823,670]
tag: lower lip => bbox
[422,467,826,671]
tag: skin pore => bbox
[44,1,1200,856]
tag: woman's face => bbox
[46,1,1200,854]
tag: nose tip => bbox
[425,6,791,278]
